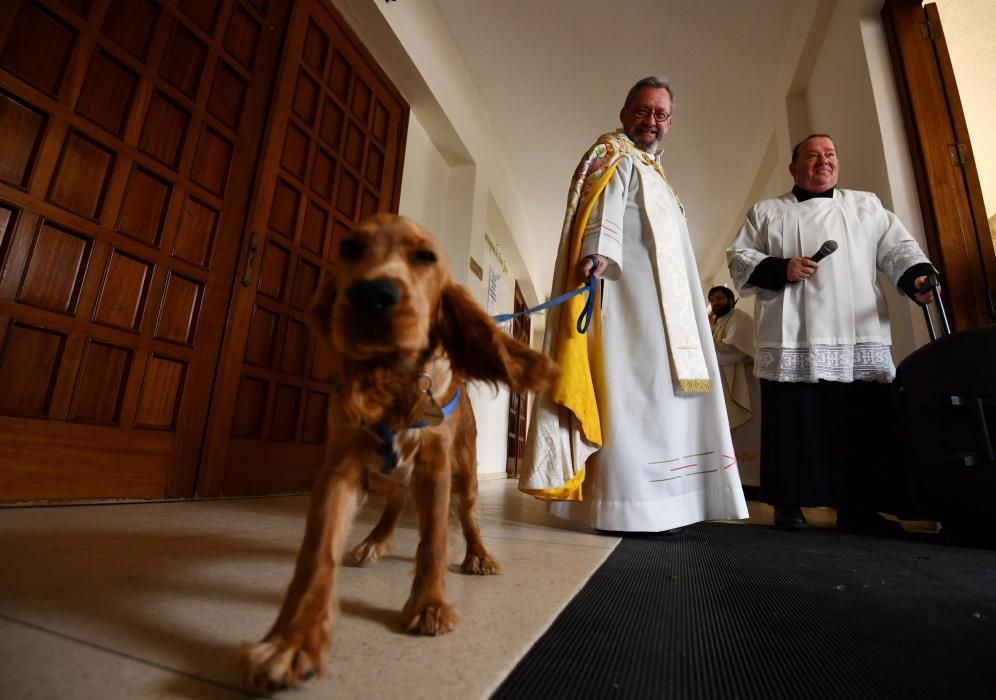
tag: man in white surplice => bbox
[518,76,748,534]
[727,134,937,533]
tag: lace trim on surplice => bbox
[755,343,894,383]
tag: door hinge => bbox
[948,143,969,167]
[920,20,937,41]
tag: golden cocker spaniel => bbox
[243,213,559,691]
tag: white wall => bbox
[397,111,451,246]
[468,225,516,477]
[702,129,789,320]
[805,2,891,198]
[933,0,996,219]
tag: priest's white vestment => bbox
[520,132,748,531]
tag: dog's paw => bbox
[348,538,389,567]
[242,637,321,692]
[402,599,458,636]
[461,553,501,575]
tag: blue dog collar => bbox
[379,385,462,474]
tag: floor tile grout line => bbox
[0,526,303,563]
[0,613,270,699]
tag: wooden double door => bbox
[0,0,408,502]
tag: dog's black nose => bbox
[346,279,400,316]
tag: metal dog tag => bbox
[419,398,445,427]
[415,373,445,427]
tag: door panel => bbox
[0,0,291,502]
[198,0,409,497]
[883,0,996,331]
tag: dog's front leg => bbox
[402,458,457,635]
[243,460,362,691]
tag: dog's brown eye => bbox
[413,249,436,264]
[340,239,364,260]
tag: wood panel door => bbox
[0,0,291,502]
[197,0,409,497]
[883,0,996,331]
[505,283,529,479]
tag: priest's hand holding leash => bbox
[580,254,608,280]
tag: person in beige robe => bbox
[708,286,761,489]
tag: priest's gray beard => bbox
[640,136,663,154]
[625,127,664,155]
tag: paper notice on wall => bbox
[487,266,500,315]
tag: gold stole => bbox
[621,140,710,393]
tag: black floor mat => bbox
[493,523,996,699]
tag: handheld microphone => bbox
[809,240,838,263]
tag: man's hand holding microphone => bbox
[787,240,838,282]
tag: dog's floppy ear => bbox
[436,282,559,393]
[308,274,337,339]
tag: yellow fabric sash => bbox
[518,136,624,501]
[549,163,621,446]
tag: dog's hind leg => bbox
[348,470,406,566]
[243,460,362,692]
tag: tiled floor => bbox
[0,480,618,699]
[0,481,928,699]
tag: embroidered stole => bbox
[619,139,710,393]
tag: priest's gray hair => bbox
[624,76,675,113]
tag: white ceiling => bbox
[425,0,820,278]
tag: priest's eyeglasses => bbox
[631,107,672,122]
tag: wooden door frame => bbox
[504,280,529,479]
[882,0,996,331]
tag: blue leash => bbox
[492,256,600,334]
[369,255,602,476]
